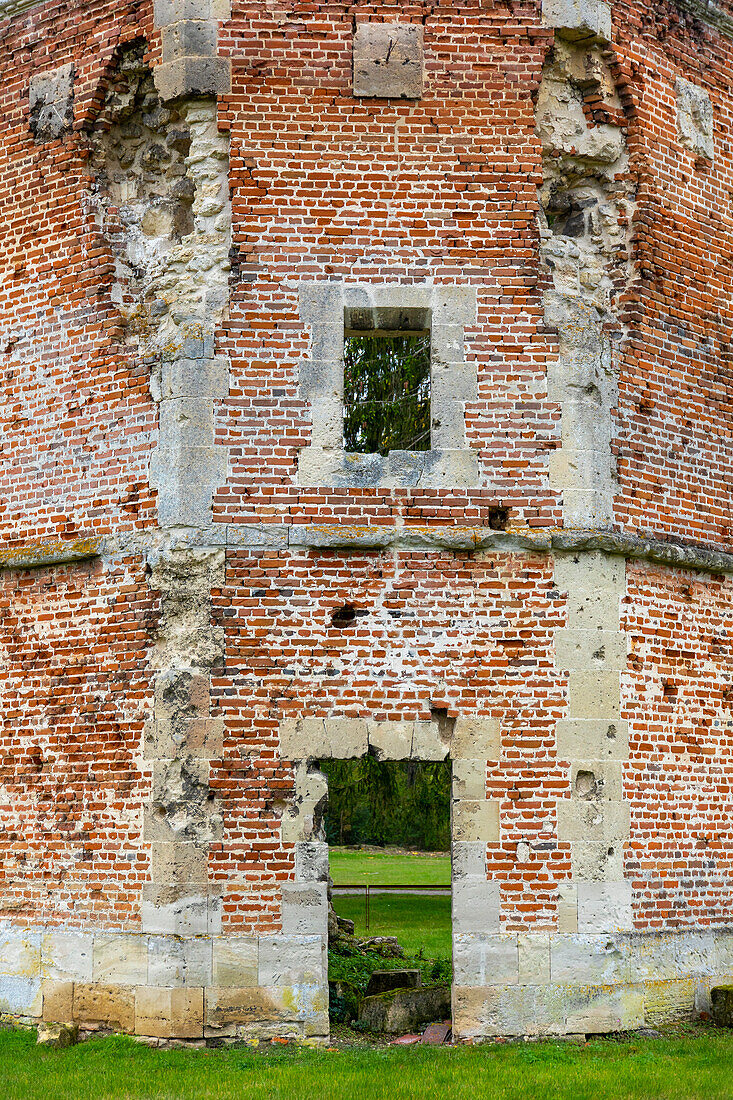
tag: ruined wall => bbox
[1,0,733,1045]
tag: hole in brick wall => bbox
[343,333,431,456]
[321,754,452,1032]
[331,604,358,628]
[488,507,509,531]
[663,680,678,699]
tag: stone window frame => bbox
[297,283,479,488]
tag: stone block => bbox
[556,799,629,843]
[141,891,219,936]
[135,986,204,1039]
[452,878,501,934]
[162,20,218,64]
[556,719,629,760]
[411,719,450,761]
[150,842,210,886]
[570,761,623,803]
[551,933,624,985]
[42,981,74,1023]
[557,883,578,932]
[41,932,92,982]
[161,357,230,401]
[205,986,300,1030]
[676,78,714,162]
[555,552,624,629]
[577,882,632,933]
[73,983,135,1033]
[453,799,500,843]
[555,628,626,671]
[154,56,231,102]
[298,282,345,325]
[450,717,500,760]
[0,931,41,977]
[0,975,42,1016]
[570,838,624,881]
[453,984,567,1039]
[280,717,368,760]
[645,979,697,1025]
[37,1022,79,1049]
[295,841,329,883]
[147,935,212,987]
[368,720,413,760]
[353,24,424,99]
[154,0,230,24]
[93,934,148,985]
[519,935,551,985]
[258,935,324,987]
[452,759,486,801]
[542,0,612,41]
[566,983,645,1034]
[29,63,74,142]
[711,985,733,1028]
[281,883,328,936]
[365,969,421,997]
[452,841,486,879]
[212,937,258,987]
[567,670,621,720]
[358,984,451,1033]
[453,934,518,986]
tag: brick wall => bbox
[1,0,732,1043]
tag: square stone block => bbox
[353,23,424,99]
[212,937,258,988]
[42,980,74,1023]
[29,63,74,142]
[452,878,501,934]
[453,799,500,843]
[73,982,135,1033]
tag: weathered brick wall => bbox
[1,0,733,1044]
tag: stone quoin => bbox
[1,0,732,1044]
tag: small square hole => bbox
[343,333,431,456]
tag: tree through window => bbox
[343,333,431,456]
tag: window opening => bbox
[343,333,431,456]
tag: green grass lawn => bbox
[3,1026,733,1100]
[333,893,452,959]
[330,848,451,960]
[329,847,450,887]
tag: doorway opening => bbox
[321,757,452,1040]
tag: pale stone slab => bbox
[570,838,624,881]
[353,23,424,99]
[135,986,204,1039]
[41,932,92,982]
[452,842,486,879]
[411,720,450,761]
[556,799,630,842]
[577,881,633,932]
[368,720,413,760]
[453,934,518,986]
[147,935,212,987]
[566,983,645,1034]
[542,0,612,39]
[281,883,328,937]
[73,982,136,1032]
[280,718,368,760]
[551,933,624,985]
[451,717,500,760]
[0,975,42,1016]
[555,628,626,671]
[295,842,329,883]
[677,78,714,161]
[567,670,621,720]
[452,879,501,934]
[452,758,486,801]
[0,931,41,977]
[519,935,551,985]
[212,937,258,987]
[557,883,578,933]
[258,936,324,987]
[570,760,623,802]
[93,935,148,985]
[556,719,628,760]
[453,800,500,843]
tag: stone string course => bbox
[1,0,733,1046]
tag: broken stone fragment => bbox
[711,985,733,1027]
[364,969,421,997]
[358,985,451,1034]
[36,1022,79,1049]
